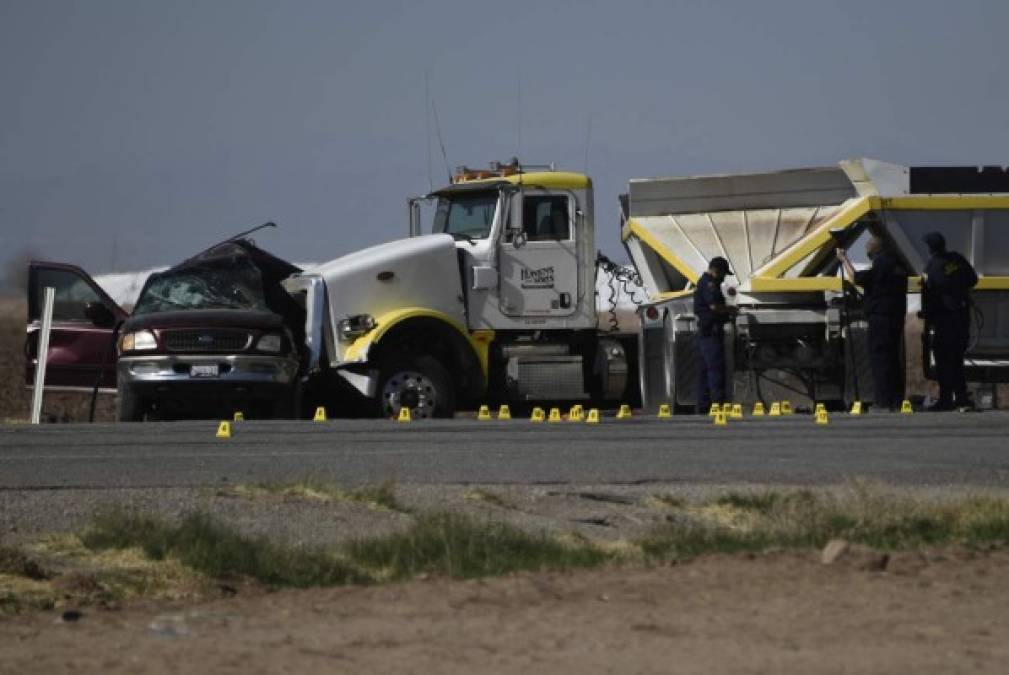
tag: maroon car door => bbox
[25,263,128,391]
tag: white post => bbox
[30,286,55,425]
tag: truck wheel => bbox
[117,385,144,422]
[378,355,455,419]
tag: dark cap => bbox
[709,256,734,275]
[923,231,947,253]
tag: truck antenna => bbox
[424,71,434,193]
[431,96,452,183]
[516,67,522,159]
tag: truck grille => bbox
[162,329,252,352]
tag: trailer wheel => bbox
[117,385,144,422]
[378,354,455,419]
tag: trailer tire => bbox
[377,354,455,419]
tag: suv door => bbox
[25,263,127,391]
[498,192,579,318]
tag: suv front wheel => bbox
[377,354,455,419]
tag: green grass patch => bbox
[346,512,611,581]
[82,510,367,588]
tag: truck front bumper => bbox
[118,354,300,386]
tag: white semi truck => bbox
[284,158,1009,418]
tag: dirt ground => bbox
[2,546,1007,674]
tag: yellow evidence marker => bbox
[548,408,563,423]
[477,405,492,420]
[815,409,829,425]
[617,404,633,419]
[657,403,672,418]
[752,402,765,416]
[781,401,793,415]
[568,405,584,422]
[530,407,546,422]
[233,411,244,422]
[313,406,327,422]
[850,401,863,415]
[216,421,232,439]
[497,405,512,420]
[586,408,601,424]
[769,402,782,417]
[713,410,728,426]
[901,400,913,414]
[814,403,826,416]
[709,404,720,417]
[731,404,743,419]
[398,407,412,422]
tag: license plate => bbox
[190,364,220,378]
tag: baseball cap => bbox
[709,256,734,275]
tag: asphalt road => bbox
[2,411,1008,489]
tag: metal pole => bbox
[30,287,55,424]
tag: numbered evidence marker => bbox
[477,405,492,420]
[398,407,412,422]
[815,409,829,425]
[752,402,765,416]
[657,403,672,418]
[313,406,327,422]
[497,405,512,420]
[530,407,546,422]
[769,402,782,417]
[850,401,863,415]
[548,408,563,423]
[617,404,633,419]
[585,408,601,424]
[216,421,232,439]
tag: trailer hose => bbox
[596,253,645,333]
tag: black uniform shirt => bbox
[853,251,908,317]
[923,251,978,316]
[694,272,728,336]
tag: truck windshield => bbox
[132,258,270,315]
[433,191,498,241]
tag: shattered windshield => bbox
[433,191,498,240]
[132,257,269,314]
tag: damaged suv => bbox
[27,237,305,421]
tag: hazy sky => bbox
[2,0,1008,288]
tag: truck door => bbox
[25,263,127,391]
[498,192,579,318]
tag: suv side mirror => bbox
[84,302,116,328]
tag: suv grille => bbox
[162,329,252,352]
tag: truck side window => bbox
[522,196,570,241]
[35,269,104,322]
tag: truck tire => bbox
[377,354,455,419]
[117,385,144,422]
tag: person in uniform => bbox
[920,231,978,411]
[694,256,737,413]
[837,234,908,411]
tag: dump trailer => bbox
[625,159,1009,411]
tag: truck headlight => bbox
[121,330,157,352]
[256,333,283,353]
[338,314,376,341]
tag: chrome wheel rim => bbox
[381,370,437,419]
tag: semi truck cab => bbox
[287,160,634,418]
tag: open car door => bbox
[25,262,127,392]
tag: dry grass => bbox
[225,479,403,512]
